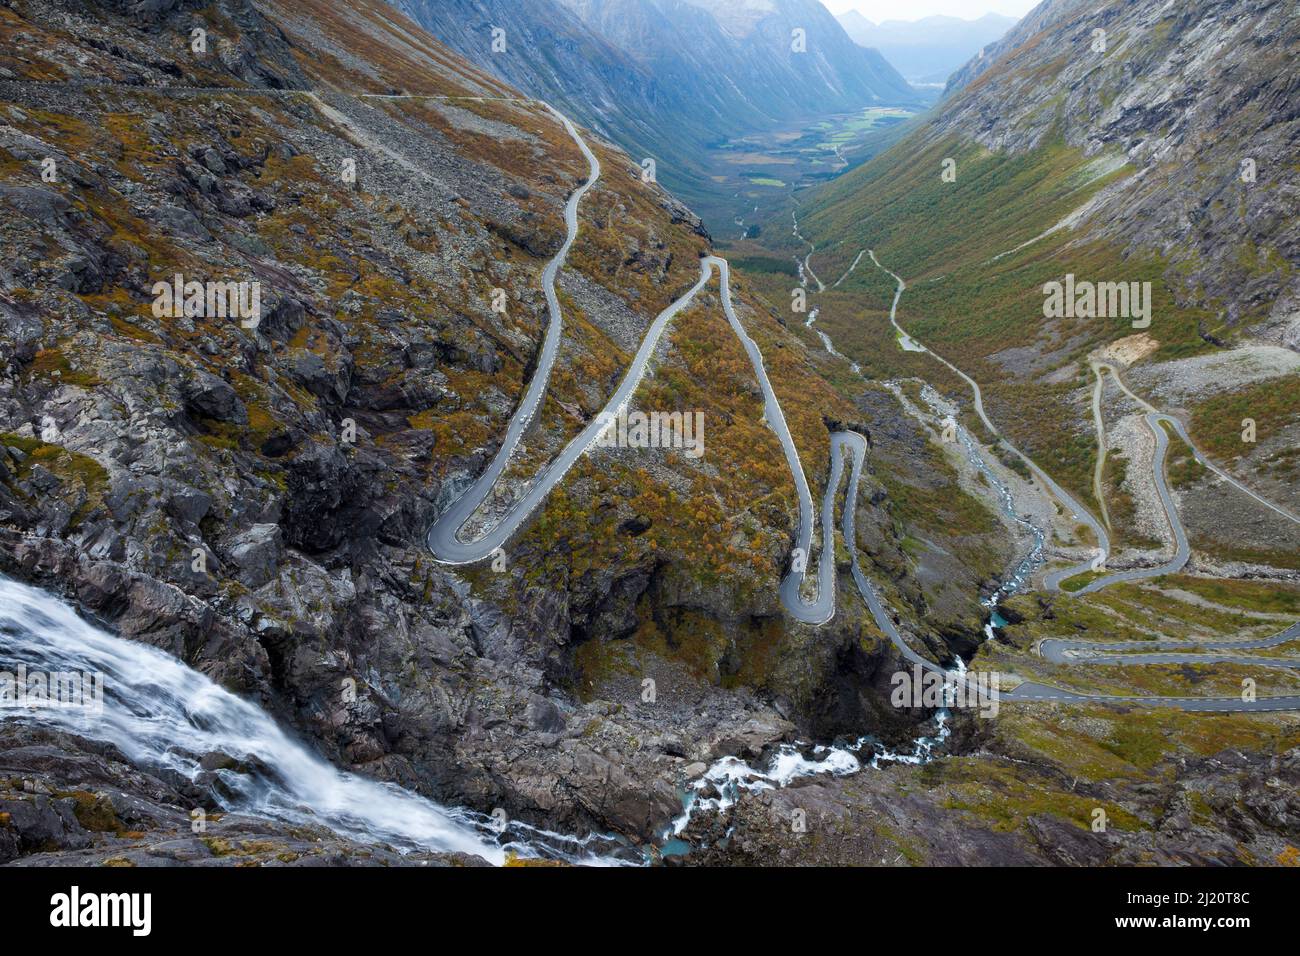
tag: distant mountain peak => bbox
[835,8,874,29]
[679,0,779,38]
[836,9,1018,85]
[397,0,919,224]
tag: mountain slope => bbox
[787,0,1300,567]
[837,12,1018,85]
[706,0,1300,867]
[4,0,1298,870]
[567,0,916,113]
[389,0,920,219]
[0,0,988,861]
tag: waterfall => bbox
[0,575,629,866]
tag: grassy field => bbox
[696,106,922,237]
[732,127,1222,510]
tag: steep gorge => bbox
[0,0,976,863]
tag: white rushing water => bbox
[0,575,630,866]
[660,272,1048,845]
[668,699,957,841]
[932,394,1047,606]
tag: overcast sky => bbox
[821,0,1040,21]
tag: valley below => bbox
[1,0,1299,875]
[698,106,920,236]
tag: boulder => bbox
[226,523,284,589]
[182,370,247,425]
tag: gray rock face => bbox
[2,0,911,866]
[183,370,247,425]
[156,204,211,241]
[0,791,93,858]
[942,0,1300,331]
[0,184,71,226]
[10,0,1285,873]
[226,523,284,588]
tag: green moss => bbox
[729,255,799,278]
[56,790,123,834]
[1,435,110,527]
[1154,575,1300,616]
[939,760,1145,833]
[202,837,234,857]
[1189,374,1300,463]
[0,433,44,455]
[29,347,102,388]
[1188,538,1300,572]
[1059,569,1104,593]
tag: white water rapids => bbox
[0,575,631,866]
[660,237,1054,848]
[667,673,961,846]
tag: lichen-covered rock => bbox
[226,523,283,588]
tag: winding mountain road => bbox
[1063,410,1191,596]
[426,104,604,564]
[1001,682,1300,712]
[1040,620,1300,665]
[1092,362,1300,528]
[427,108,1300,713]
[857,252,1300,711]
[864,252,1113,591]
[427,111,836,622]
[1090,367,1112,530]
[1059,360,1300,595]
[831,432,980,689]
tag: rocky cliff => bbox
[787,0,1300,559]
[0,0,957,863]
[6,0,1288,871]
[708,0,1300,867]
[942,0,1300,337]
